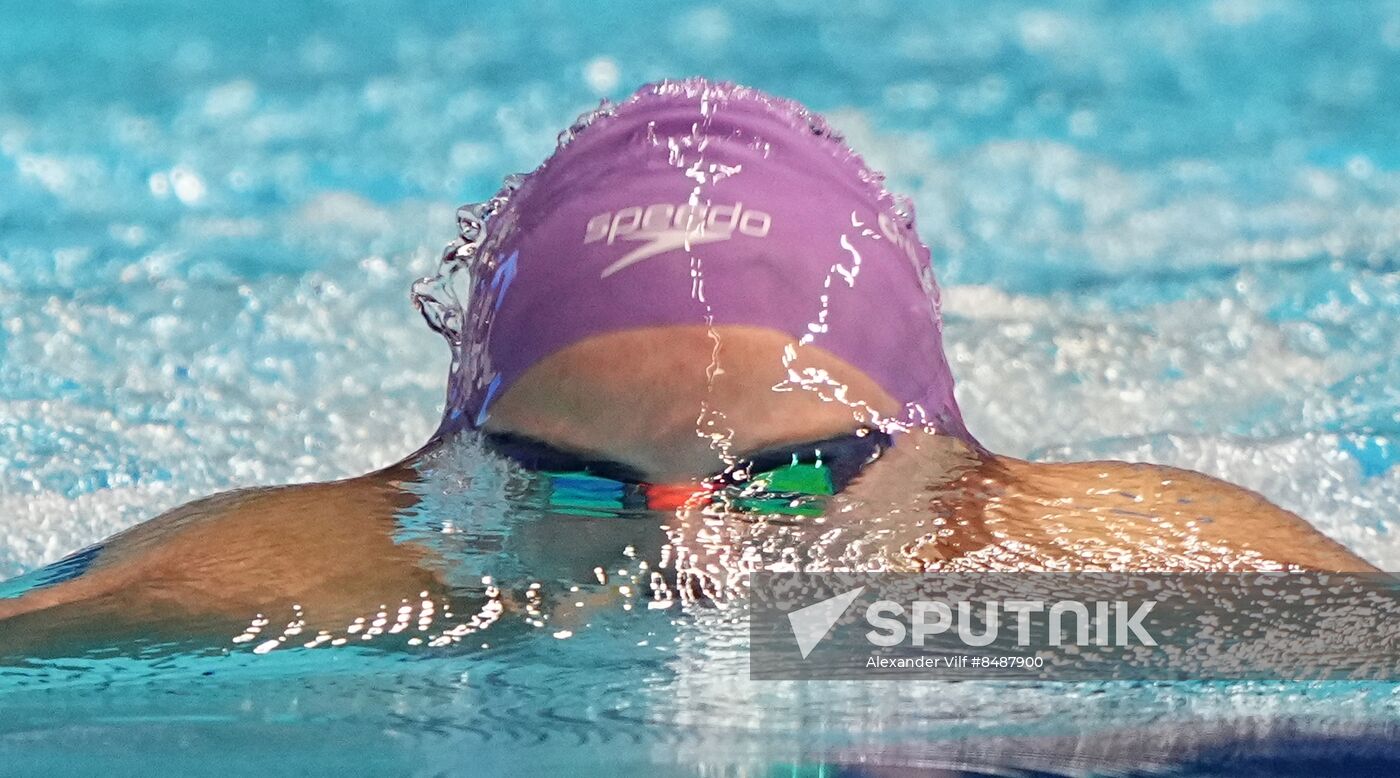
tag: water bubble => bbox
[411,271,463,340]
[804,111,843,143]
[583,57,621,94]
[456,206,484,241]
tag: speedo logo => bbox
[583,202,772,278]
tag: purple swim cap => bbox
[425,79,970,442]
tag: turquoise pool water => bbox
[3,0,1400,774]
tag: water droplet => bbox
[892,195,916,228]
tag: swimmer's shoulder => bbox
[0,486,284,623]
[1004,458,1376,572]
[0,468,426,625]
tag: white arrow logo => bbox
[787,586,865,659]
[600,227,732,278]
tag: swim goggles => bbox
[482,428,892,518]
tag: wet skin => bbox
[0,326,1375,656]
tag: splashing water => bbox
[408,95,636,438]
[411,173,523,436]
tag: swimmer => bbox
[0,79,1373,656]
